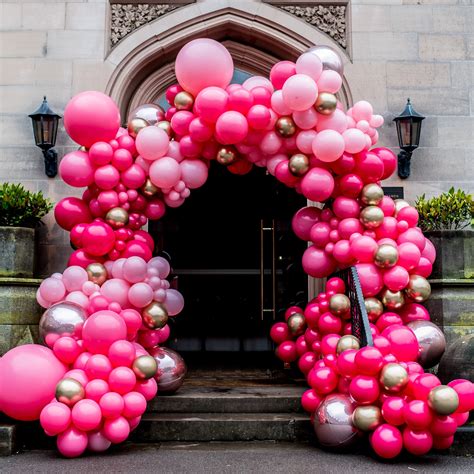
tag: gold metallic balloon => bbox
[55,378,85,407]
[360,206,384,229]
[141,178,159,198]
[128,117,149,138]
[394,199,410,216]
[156,120,172,137]
[329,294,351,316]
[216,147,237,165]
[380,288,405,310]
[379,363,409,392]
[364,298,384,321]
[352,405,382,431]
[132,355,158,380]
[360,183,384,206]
[314,92,337,115]
[78,146,88,152]
[289,153,310,177]
[405,275,431,302]
[336,335,360,354]
[105,207,129,229]
[142,302,169,329]
[287,313,306,337]
[428,385,459,416]
[374,244,399,269]
[86,262,108,285]
[275,116,296,137]
[174,91,194,110]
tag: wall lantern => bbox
[29,96,61,178]
[393,98,425,179]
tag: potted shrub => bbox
[0,183,53,277]
[415,187,473,280]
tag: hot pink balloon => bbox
[71,399,102,432]
[64,91,120,147]
[94,165,120,190]
[270,60,296,89]
[121,164,146,189]
[175,38,233,96]
[215,111,248,145]
[312,129,345,162]
[355,263,383,297]
[150,157,182,188]
[89,142,113,166]
[59,151,94,187]
[40,402,71,436]
[292,206,321,241]
[82,310,127,355]
[383,265,410,291]
[135,126,170,161]
[300,167,335,202]
[296,130,317,154]
[282,74,318,111]
[302,246,337,278]
[55,197,92,231]
[195,86,228,123]
[57,426,88,458]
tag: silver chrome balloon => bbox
[39,302,87,345]
[150,346,187,394]
[306,45,344,76]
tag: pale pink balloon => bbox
[317,70,342,94]
[100,279,130,308]
[215,111,248,145]
[175,38,233,96]
[122,256,148,283]
[342,128,367,154]
[128,282,153,308]
[164,289,185,316]
[39,277,66,303]
[167,140,184,162]
[316,109,348,133]
[180,159,208,189]
[111,258,126,279]
[293,107,318,130]
[135,126,170,161]
[282,74,318,111]
[135,156,150,172]
[260,131,283,155]
[63,266,89,292]
[150,157,181,188]
[66,291,89,309]
[270,90,292,115]
[148,256,170,279]
[295,52,323,81]
[87,431,112,452]
[352,101,374,122]
[312,129,345,162]
[242,76,274,93]
[300,167,335,202]
[370,114,384,128]
[296,130,318,154]
[266,154,287,176]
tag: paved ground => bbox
[0,442,472,474]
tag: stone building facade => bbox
[0,0,473,277]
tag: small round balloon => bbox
[150,346,187,393]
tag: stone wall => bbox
[0,0,472,276]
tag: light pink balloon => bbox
[39,277,66,303]
[422,238,436,264]
[66,291,89,309]
[164,289,185,316]
[296,52,323,81]
[293,107,318,130]
[260,131,283,155]
[63,266,89,292]
[270,90,292,115]
[266,154,287,176]
[128,282,153,308]
[242,76,274,93]
[317,70,342,94]
[352,101,374,122]
[296,130,317,154]
[100,279,130,308]
[167,140,184,162]
[175,38,233,96]
[215,111,248,145]
[316,109,348,133]
[180,159,208,189]
[312,129,345,162]
[342,128,367,154]
[122,256,148,283]
[282,74,318,111]
[135,126,169,161]
[150,157,181,188]
[148,256,170,279]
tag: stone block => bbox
[352,32,418,61]
[36,244,72,277]
[438,116,474,148]
[468,35,474,60]
[0,32,47,58]
[390,5,433,33]
[46,30,105,59]
[0,3,22,30]
[386,62,451,88]
[0,58,35,86]
[0,424,17,456]
[66,2,107,30]
[0,115,34,147]
[21,2,66,30]
[351,5,391,32]
[34,59,73,87]
[432,6,472,33]
[0,324,40,357]
[450,61,474,89]
[403,0,458,4]
[419,34,466,61]
[387,87,470,116]
[72,60,114,95]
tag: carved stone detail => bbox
[277,5,347,49]
[110,4,182,47]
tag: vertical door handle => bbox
[260,218,276,320]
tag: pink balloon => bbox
[293,107,318,130]
[189,117,214,142]
[282,74,318,111]
[135,126,169,161]
[0,345,66,421]
[82,310,127,355]
[352,100,373,122]
[382,325,419,362]
[170,111,194,136]
[59,151,94,187]
[175,39,233,95]
[312,130,345,162]
[103,416,130,444]
[422,238,437,264]
[228,88,254,115]
[94,165,120,190]
[53,336,82,364]
[122,256,148,283]
[180,159,208,189]
[85,354,113,380]
[39,277,66,303]
[57,426,88,458]
[71,399,102,432]
[85,379,109,403]
[195,86,228,123]
[292,206,321,241]
[112,149,133,171]
[122,391,147,418]
[400,303,430,323]
[355,263,383,297]
[296,130,317,154]
[99,392,124,419]
[338,218,363,239]
[370,424,403,459]
[150,157,181,188]
[88,431,112,452]
[164,289,185,316]
[300,167,335,202]
[89,142,113,166]
[55,197,92,231]
[270,90,292,116]
[121,164,146,189]
[372,147,397,180]
[247,105,271,130]
[243,76,274,94]
[270,60,296,89]
[295,52,323,81]
[316,109,347,134]
[64,91,120,148]
[40,402,71,435]
[82,222,116,257]
[342,128,366,154]
[108,367,136,395]
[350,235,377,262]
[317,70,342,94]
[302,246,337,278]
[128,282,153,308]
[333,197,360,219]
[101,278,130,307]
[134,378,158,401]
[215,111,248,145]
[260,131,283,155]
[383,265,410,291]
[398,242,421,271]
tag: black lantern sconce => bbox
[29,97,61,178]
[393,98,425,179]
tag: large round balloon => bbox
[0,345,67,420]
[407,320,446,369]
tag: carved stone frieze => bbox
[277,5,347,49]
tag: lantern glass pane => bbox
[400,120,412,147]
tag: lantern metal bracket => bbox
[42,148,58,178]
[397,150,412,179]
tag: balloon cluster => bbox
[271,277,473,458]
[0,38,472,460]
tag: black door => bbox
[150,164,308,361]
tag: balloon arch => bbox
[0,39,472,459]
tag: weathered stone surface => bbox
[0,424,17,456]
[0,227,36,278]
[438,334,474,385]
[419,34,467,61]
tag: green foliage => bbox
[415,187,474,231]
[0,182,53,227]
